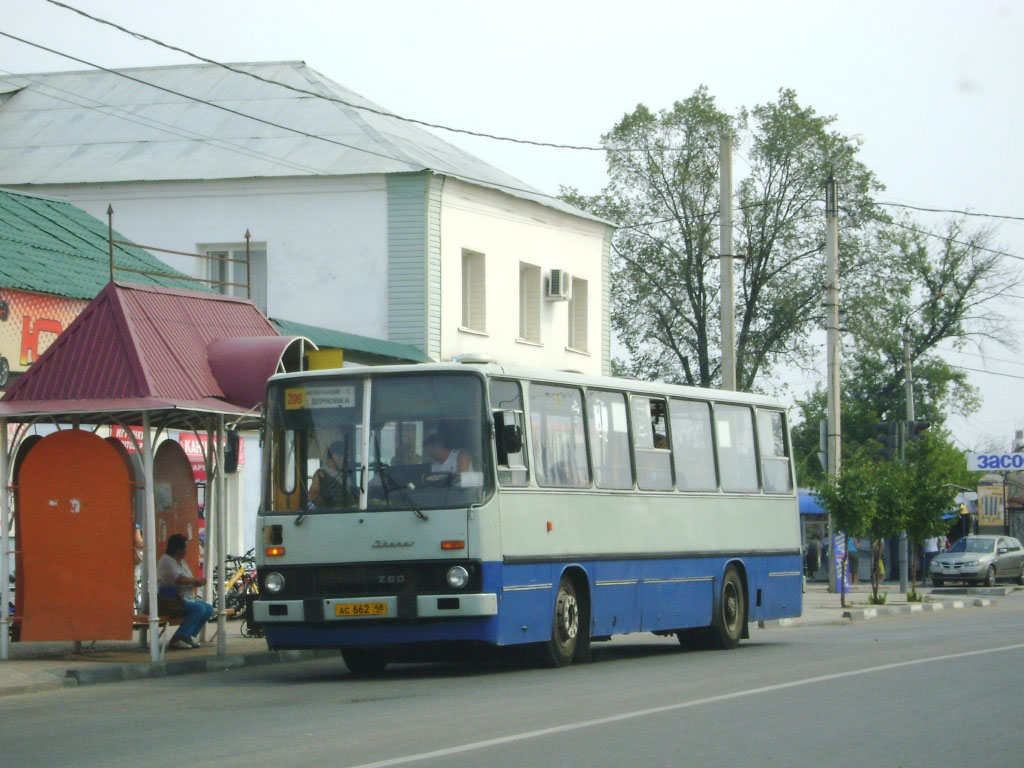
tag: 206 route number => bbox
[967,453,1024,471]
[335,601,387,617]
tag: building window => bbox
[568,276,588,351]
[461,249,486,332]
[518,262,541,343]
[203,242,267,315]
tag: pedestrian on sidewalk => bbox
[848,536,860,583]
[805,535,821,581]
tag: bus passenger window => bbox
[588,390,633,489]
[631,396,673,491]
[714,404,759,493]
[490,380,529,486]
[757,410,793,493]
[670,399,718,491]
[529,384,590,488]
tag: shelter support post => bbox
[143,412,160,662]
[215,415,227,655]
[1,418,9,661]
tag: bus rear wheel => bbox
[540,576,581,667]
[342,647,388,677]
[708,566,745,650]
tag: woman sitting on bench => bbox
[157,533,213,650]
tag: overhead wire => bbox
[0,29,592,207]
[43,0,621,153]
[0,69,329,177]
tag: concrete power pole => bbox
[900,324,914,593]
[825,173,841,593]
[720,131,736,391]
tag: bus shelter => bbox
[0,282,310,662]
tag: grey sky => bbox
[2,0,1021,450]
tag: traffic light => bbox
[875,420,898,459]
[908,420,930,442]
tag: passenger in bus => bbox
[309,440,354,507]
[391,426,422,466]
[423,432,473,476]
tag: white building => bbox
[0,61,612,374]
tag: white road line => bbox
[344,642,1024,768]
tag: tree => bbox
[812,447,878,607]
[561,87,881,389]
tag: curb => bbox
[64,648,337,687]
[843,599,976,621]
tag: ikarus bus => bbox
[252,362,802,673]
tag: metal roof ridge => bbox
[101,282,155,397]
[10,60,311,79]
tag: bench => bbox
[133,609,235,659]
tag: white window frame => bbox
[201,241,267,315]
[518,262,541,344]
[568,276,589,353]
[461,249,486,333]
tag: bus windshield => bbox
[264,372,491,514]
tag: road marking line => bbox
[344,642,1024,768]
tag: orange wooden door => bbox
[18,429,133,641]
[154,440,200,578]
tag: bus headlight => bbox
[446,565,469,590]
[264,572,286,594]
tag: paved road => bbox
[6,599,1024,768]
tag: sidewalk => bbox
[0,619,334,698]
[1,582,1012,698]
[765,580,1010,628]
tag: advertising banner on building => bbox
[108,425,245,482]
[0,287,89,386]
[978,485,1005,527]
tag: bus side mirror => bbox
[224,429,240,474]
[502,424,523,454]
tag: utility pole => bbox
[719,131,736,391]
[899,324,914,593]
[825,172,841,593]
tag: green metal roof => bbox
[0,187,209,299]
[270,317,432,364]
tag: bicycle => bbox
[220,550,263,638]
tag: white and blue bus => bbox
[252,362,802,673]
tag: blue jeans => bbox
[176,598,214,639]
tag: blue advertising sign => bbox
[833,533,849,594]
[967,453,1024,471]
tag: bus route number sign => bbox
[967,453,1024,471]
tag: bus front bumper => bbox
[253,593,498,623]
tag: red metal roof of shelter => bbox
[1,281,300,418]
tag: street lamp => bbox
[825,133,865,593]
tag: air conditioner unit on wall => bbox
[545,269,572,301]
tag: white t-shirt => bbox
[431,448,469,474]
[157,553,194,598]
[923,537,940,553]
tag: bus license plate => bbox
[335,601,387,617]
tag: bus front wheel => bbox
[541,576,582,667]
[342,647,388,677]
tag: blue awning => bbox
[798,488,826,516]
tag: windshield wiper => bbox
[378,464,428,521]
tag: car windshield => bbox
[264,372,491,513]
[947,537,995,554]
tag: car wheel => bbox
[984,566,996,587]
[931,578,944,588]
[1017,564,1024,587]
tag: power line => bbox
[43,0,617,153]
[0,29,588,207]
[857,209,1023,262]
[874,200,1024,223]
[0,70,328,177]
[935,346,1024,368]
